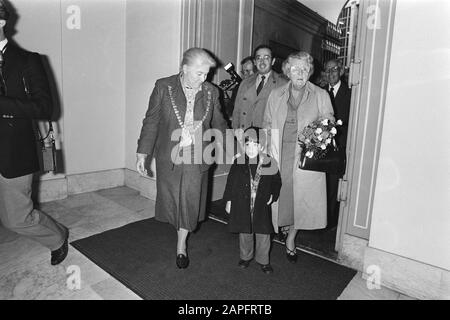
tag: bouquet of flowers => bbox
[298,117,343,161]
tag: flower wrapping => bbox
[298,118,343,162]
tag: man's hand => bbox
[225,201,231,214]
[136,153,148,176]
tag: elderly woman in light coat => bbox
[263,52,334,263]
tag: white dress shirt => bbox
[0,38,8,53]
[329,80,341,97]
[256,71,271,90]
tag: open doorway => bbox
[293,0,360,261]
[208,0,360,261]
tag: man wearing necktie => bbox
[232,45,287,137]
[0,1,69,265]
[0,48,6,95]
[324,59,351,229]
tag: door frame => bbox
[336,0,397,253]
[180,0,398,261]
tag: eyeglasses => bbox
[255,55,272,62]
[325,66,340,73]
[290,66,310,75]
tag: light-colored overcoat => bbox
[232,71,287,130]
[263,81,335,231]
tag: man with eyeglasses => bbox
[232,45,287,138]
[324,59,351,229]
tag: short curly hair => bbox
[284,51,314,77]
[180,47,216,69]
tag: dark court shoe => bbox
[176,254,189,269]
[260,264,273,274]
[238,259,251,269]
[277,231,288,243]
[51,230,69,265]
[285,246,298,264]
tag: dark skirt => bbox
[155,162,208,232]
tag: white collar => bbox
[329,80,341,94]
[258,71,271,82]
[0,38,8,52]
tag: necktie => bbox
[0,50,5,96]
[256,75,265,96]
[328,86,335,104]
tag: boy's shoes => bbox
[260,264,273,274]
[238,259,251,269]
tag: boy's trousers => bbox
[239,233,271,265]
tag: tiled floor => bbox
[0,186,415,300]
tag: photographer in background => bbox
[240,56,255,80]
[0,0,68,265]
[222,56,256,121]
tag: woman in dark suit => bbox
[136,48,229,269]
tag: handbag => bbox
[299,144,346,174]
[38,121,57,172]
[22,76,57,172]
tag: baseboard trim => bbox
[362,246,450,300]
[35,166,230,204]
[339,233,450,299]
[338,233,368,272]
[34,168,125,203]
[124,168,157,201]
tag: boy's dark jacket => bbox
[223,154,282,234]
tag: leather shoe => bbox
[278,231,288,243]
[51,229,69,265]
[238,259,251,269]
[260,264,273,274]
[176,253,189,269]
[285,246,298,264]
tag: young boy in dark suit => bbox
[223,126,281,274]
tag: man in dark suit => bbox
[232,45,287,137]
[0,1,68,265]
[324,59,351,229]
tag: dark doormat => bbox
[209,199,338,260]
[71,218,356,300]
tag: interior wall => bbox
[370,0,450,270]
[7,0,127,177]
[125,0,182,171]
[61,0,126,175]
